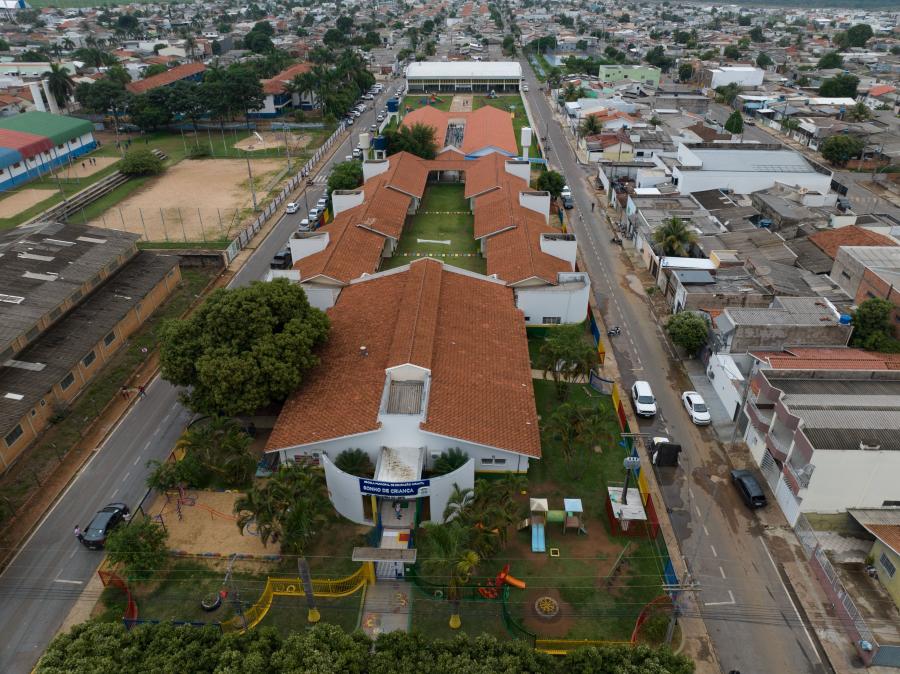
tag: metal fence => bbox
[224,121,348,264]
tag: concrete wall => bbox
[830,248,867,298]
[539,235,577,267]
[301,283,340,311]
[708,68,764,89]
[289,232,330,264]
[515,274,590,325]
[505,159,531,184]
[332,190,365,216]
[728,323,852,353]
[322,454,370,525]
[706,354,745,420]
[519,191,550,222]
[871,540,900,609]
[801,448,900,512]
[425,459,475,524]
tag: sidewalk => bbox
[360,579,410,638]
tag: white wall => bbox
[322,454,370,525]
[289,232,330,263]
[333,190,365,216]
[425,459,475,524]
[709,68,764,89]
[519,191,550,222]
[505,159,531,183]
[363,159,390,182]
[301,283,340,311]
[539,235,577,267]
[674,167,832,196]
[515,274,590,325]
[744,422,767,465]
[706,354,744,420]
[801,449,900,513]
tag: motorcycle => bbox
[607,326,621,337]
[610,236,623,246]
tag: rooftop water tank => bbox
[386,98,399,113]
[372,135,388,150]
[839,314,852,325]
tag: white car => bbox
[561,185,572,198]
[298,218,311,231]
[631,380,657,418]
[316,197,327,209]
[285,202,300,214]
[308,207,321,220]
[522,84,529,92]
[681,391,711,425]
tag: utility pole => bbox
[245,152,258,211]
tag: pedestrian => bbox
[591,202,595,212]
[74,525,83,542]
[81,161,85,170]
[394,501,402,520]
[137,385,146,398]
[120,385,130,400]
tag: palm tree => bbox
[418,521,480,629]
[652,216,697,257]
[334,448,374,477]
[176,416,255,487]
[44,63,75,111]
[542,401,588,469]
[234,464,330,623]
[562,82,584,102]
[539,325,597,401]
[432,448,469,476]
[847,101,871,122]
[61,37,76,51]
[578,114,603,138]
[442,484,475,523]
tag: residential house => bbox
[125,62,206,95]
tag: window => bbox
[881,552,896,578]
[82,350,96,367]
[493,457,506,465]
[104,331,117,347]
[841,270,851,280]
[542,317,562,325]
[480,457,494,465]
[4,425,23,447]
[12,161,20,169]
[60,372,75,390]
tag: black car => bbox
[80,503,130,549]
[730,470,767,509]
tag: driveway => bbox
[521,61,826,674]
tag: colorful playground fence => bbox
[97,560,138,623]
[219,563,374,633]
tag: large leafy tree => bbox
[535,169,566,199]
[714,82,741,106]
[129,89,173,131]
[666,312,709,356]
[817,51,843,70]
[835,23,873,49]
[159,278,330,416]
[74,78,129,115]
[644,45,673,72]
[539,325,596,401]
[104,519,168,581]
[677,62,694,82]
[176,416,255,487]
[384,122,438,159]
[724,110,744,135]
[327,160,363,196]
[819,73,859,98]
[819,135,864,167]
[652,216,697,257]
[851,298,900,353]
[234,464,330,622]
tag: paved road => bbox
[0,82,401,674]
[522,62,826,674]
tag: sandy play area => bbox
[450,95,473,112]
[234,131,313,152]
[0,187,59,219]
[54,156,119,180]
[148,490,274,557]
[90,158,285,242]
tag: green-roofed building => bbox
[0,111,97,192]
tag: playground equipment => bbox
[563,498,587,535]
[530,498,548,553]
[477,564,526,599]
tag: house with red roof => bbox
[250,62,313,118]
[863,83,897,111]
[400,104,519,157]
[125,62,206,95]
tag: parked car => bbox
[298,218,311,231]
[370,124,378,133]
[562,195,574,209]
[270,247,292,269]
[561,185,572,199]
[308,207,321,220]
[80,503,130,550]
[522,84,529,92]
[376,113,385,122]
[352,148,362,159]
[681,391,711,425]
[631,380,657,417]
[731,470,768,509]
[285,202,300,214]
[362,93,374,100]
[316,197,327,210]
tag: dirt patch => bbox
[234,131,313,152]
[450,95,473,112]
[148,489,274,557]
[89,158,284,242]
[521,587,577,636]
[53,155,119,179]
[0,187,58,218]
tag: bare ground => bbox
[0,188,58,218]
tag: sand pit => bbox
[54,156,119,180]
[234,131,313,152]
[450,95,473,112]
[149,490,274,557]
[0,187,59,218]
[90,158,285,242]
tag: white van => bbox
[631,380,657,417]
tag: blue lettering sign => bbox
[359,479,431,498]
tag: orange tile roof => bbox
[401,105,518,156]
[486,212,570,284]
[261,62,311,95]
[294,206,386,283]
[868,84,896,98]
[808,225,898,260]
[750,347,900,371]
[267,259,541,457]
[867,524,900,556]
[126,62,205,94]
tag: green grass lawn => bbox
[527,322,599,369]
[257,592,364,635]
[410,594,510,641]
[402,95,453,113]
[381,183,486,275]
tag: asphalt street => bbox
[521,61,826,674]
[0,82,400,674]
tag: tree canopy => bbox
[652,216,697,257]
[819,135,864,167]
[644,45,673,72]
[103,519,168,581]
[819,73,859,98]
[850,298,900,353]
[383,122,438,159]
[724,110,744,135]
[327,160,363,196]
[817,51,843,69]
[38,622,695,673]
[835,23,872,49]
[159,279,329,416]
[536,169,566,200]
[119,147,164,176]
[666,312,709,356]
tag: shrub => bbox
[119,147,164,176]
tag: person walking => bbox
[591,202,595,212]
[137,385,146,398]
[74,525,83,542]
